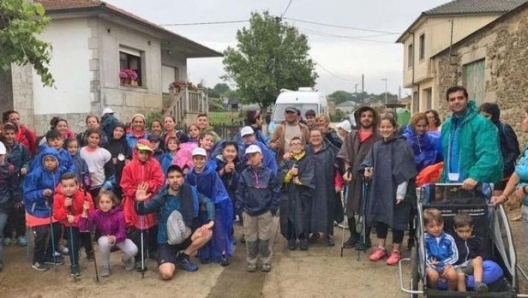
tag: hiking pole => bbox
[140,215,145,278]
[340,185,349,257]
[46,200,58,270]
[357,177,370,261]
[67,205,78,282]
[82,172,99,282]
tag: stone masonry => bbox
[434,5,528,146]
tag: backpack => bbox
[166,210,191,245]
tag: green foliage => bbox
[329,90,357,105]
[223,11,317,110]
[208,112,243,126]
[208,98,224,112]
[207,83,232,99]
[330,109,345,122]
[145,111,163,128]
[0,0,54,86]
[329,90,399,105]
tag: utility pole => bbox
[381,78,388,104]
[361,74,365,103]
[398,86,402,100]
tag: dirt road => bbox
[1,225,409,298]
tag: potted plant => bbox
[120,69,138,85]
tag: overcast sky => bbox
[106,0,450,96]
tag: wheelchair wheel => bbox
[410,246,419,298]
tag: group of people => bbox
[0,85,525,289]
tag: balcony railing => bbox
[164,85,208,124]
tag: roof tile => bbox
[424,0,528,15]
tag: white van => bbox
[268,87,328,134]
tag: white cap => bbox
[245,145,262,155]
[192,147,207,157]
[0,142,6,155]
[336,120,352,133]
[102,108,115,116]
[240,126,254,137]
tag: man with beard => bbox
[337,106,381,250]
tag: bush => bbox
[145,111,163,129]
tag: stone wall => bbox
[11,65,35,130]
[434,5,528,145]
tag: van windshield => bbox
[272,104,319,122]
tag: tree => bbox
[223,11,317,109]
[207,83,232,99]
[0,0,54,86]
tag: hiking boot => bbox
[3,237,11,246]
[44,255,64,265]
[325,235,335,247]
[407,238,415,251]
[288,239,297,250]
[343,234,359,249]
[17,235,27,246]
[123,258,135,271]
[100,266,110,277]
[369,247,388,262]
[32,262,50,271]
[299,239,309,251]
[176,253,198,272]
[474,282,489,292]
[261,263,271,272]
[70,265,81,277]
[355,238,372,251]
[386,250,402,266]
[135,260,147,272]
[246,263,257,272]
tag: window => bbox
[424,88,432,110]
[412,91,419,112]
[407,43,413,68]
[419,34,425,60]
[119,47,143,87]
[464,59,485,105]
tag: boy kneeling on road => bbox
[235,145,281,272]
[135,165,215,280]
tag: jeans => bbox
[98,236,138,268]
[0,212,8,263]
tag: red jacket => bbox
[17,125,38,157]
[53,186,94,228]
[120,154,164,230]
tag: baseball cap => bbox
[285,106,297,113]
[336,120,352,133]
[102,108,115,116]
[0,142,6,155]
[245,145,262,155]
[240,126,254,137]
[136,140,153,152]
[192,147,207,157]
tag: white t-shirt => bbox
[80,147,112,188]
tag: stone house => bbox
[2,0,221,134]
[432,1,528,144]
[396,0,528,113]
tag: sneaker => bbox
[59,245,69,255]
[123,258,135,271]
[386,250,402,266]
[299,239,309,251]
[288,239,297,250]
[220,255,231,267]
[176,254,198,272]
[44,255,64,265]
[100,266,110,277]
[308,233,320,244]
[474,282,489,292]
[70,265,81,277]
[369,247,388,262]
[343,234,359,249]
[135,260,147,272]
[3,238,11,246]
[337,221,349,229]
[32,262,50,271]
[355,238,372,251]
[261,263,271,272]
[325,235,335,247]
[17,235,27,246]
[247,263,257,273]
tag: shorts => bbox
[157,222,199,266]
[455,259,475,275]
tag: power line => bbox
[159,20,249,26]
[299,27,395,44]
[284,17,399,35]
[281,0,294,18]
[313,59,357,82]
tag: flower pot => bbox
[121,78,131,85]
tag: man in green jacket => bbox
[441,86,503,189]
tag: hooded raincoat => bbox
[402,125,443,172]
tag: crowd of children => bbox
[0,98,514,293]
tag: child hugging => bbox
[79,191,138,277]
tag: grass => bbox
[208,111,243,126]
